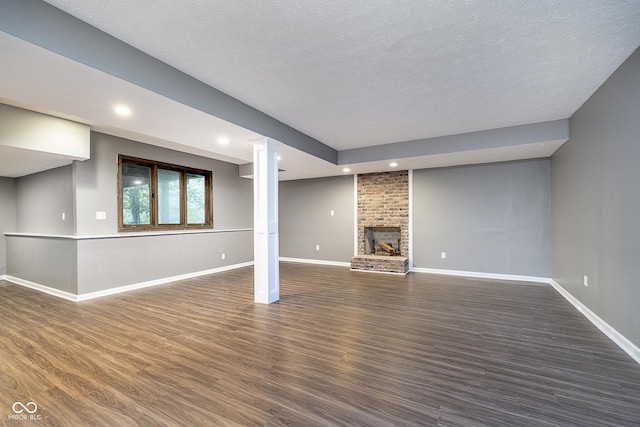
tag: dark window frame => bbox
[118,155,213,232]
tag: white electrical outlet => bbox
[96,211,106,220]
[584,275,588,287]
[441,252,446,259]
[61,212,66,220]
[221,253,226,260]
[316,245,320,251]
[330,210,335,216]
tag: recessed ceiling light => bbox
[343,167,351,173]
[390,162,398,167]
[218,137,229,145]
[114,105,131,116]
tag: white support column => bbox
[353,173,358,257]
[253,137,281,304]
[408,169,414,271]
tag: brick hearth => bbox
[351,255,409,274]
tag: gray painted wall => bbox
[552,47,640,347]
[6,236,77,293]
[7,131,254,295]
[413,159,551,277]
[75,132,253,235]
[16,165,74,235]
[76,230,252,294]
[71,133,254,293]
[280,176,354,262]
[0,177,17,274]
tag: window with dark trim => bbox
[118,155,213,231]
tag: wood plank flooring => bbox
[1,263,639,426]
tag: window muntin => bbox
[118,155,212,231]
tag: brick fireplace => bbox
[351,171,409,274]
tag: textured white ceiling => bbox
[42,0,640,149]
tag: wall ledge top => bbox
[4,228,253,240]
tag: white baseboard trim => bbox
[4,261,254,302]
[279,257,351,268]
[3,276,79,302]
[77,261,255,301]
[549,279,640,365]
[0,274,7,281]
[411,267,551,284]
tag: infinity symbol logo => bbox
[12,402,38,414]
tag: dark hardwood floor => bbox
[1,263,639,426]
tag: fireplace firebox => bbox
[364,226,401,256]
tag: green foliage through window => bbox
[122,163,151,225]
[187,174,206,224]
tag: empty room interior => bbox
[1,1,640,425]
